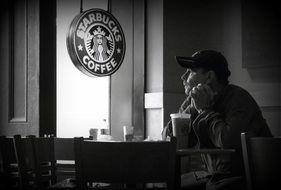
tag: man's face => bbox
[181,68,208,95]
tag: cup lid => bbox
[170,113,191,119]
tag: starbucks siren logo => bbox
[67,9,126,77]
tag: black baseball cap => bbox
[176,50,231,81]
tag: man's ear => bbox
[205,70,216,85]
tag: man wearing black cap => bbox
[162,50,272,190]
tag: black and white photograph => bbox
[0,0,280,189]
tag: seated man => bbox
[162,50,272,190]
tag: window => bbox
[56,0,145,140]
[56,1,110,138]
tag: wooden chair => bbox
[74,137,177,190]
[14,135,68,189]
[241,132,281,190]
[54,138,76,182]
[53,137,92,182]
[0,136,20,189]
[31,136,57,188]
[13,135,37,189]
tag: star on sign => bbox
[78,44,83,51]
[117,48,121,53]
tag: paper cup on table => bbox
[89,128,98,140]
[100,128,109,135]
[170,113,191,148]
[123,126,134,141]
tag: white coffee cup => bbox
[89,128,98,140]
[170,113,191,148]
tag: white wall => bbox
[110,0,134,140]
[145,0,164,140]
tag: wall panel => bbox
[0,0,40,136]
[9,0,27,123]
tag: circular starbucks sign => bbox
[67,9,126,77]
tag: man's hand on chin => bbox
[190,83,215,113]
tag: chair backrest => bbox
[54,138,75,161]
[0,136,19,189]
[14,135,57,189]
[241,132,281,190]
[74,137,176,189]
[13,135,37,189]
[31,136,56,188]
[54,137,75,181]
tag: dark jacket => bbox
[162,84,272,178]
